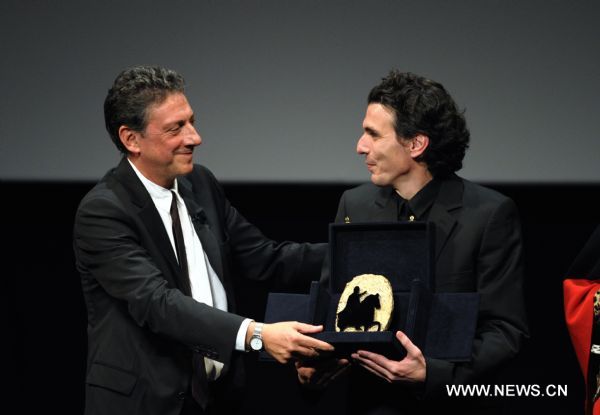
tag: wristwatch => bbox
[249,322,264,352]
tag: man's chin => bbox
[370,174,388,188]
[177,162,194,176]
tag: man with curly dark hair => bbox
[296,71,528,414]
[365,71,470,179]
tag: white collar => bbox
[127,158,178,199]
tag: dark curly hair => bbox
[104,65,185,154]
[368,70,470,177]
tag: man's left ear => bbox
[119,126,141,155]
[410,134,429,158]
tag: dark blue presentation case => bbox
[264,222,479,361]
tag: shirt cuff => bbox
[235,318,254,351]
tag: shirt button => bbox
[176,391,186,401]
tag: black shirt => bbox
[393,178,441,222]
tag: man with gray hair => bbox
[74,65,333,415]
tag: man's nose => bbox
[185,124,202,146]
[356,134,369,154]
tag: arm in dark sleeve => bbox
[203,170,326,291]
[424,198,529,396]
[74,191,244,365]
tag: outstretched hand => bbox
[261,321,334,364]
[351,331,426,383]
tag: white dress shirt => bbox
[128,160,252,379]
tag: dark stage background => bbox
[6,180,599,414]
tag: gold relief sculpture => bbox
[335,274,394,332]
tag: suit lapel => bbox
[365,179,463,262]
[427,176,463,262]
[178,178,225,286]
[111,158,182,286]
[372,186,398,221]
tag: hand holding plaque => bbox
[335,274,394,332]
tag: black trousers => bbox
[180,395,207,415]
[180,376,240,415]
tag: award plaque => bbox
[335,274,394,332]
[263,222,479,362]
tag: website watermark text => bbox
[446,384,567,398]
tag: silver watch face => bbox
[250,337,263,351]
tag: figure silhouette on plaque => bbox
[337,285,382,332]
[347,286,365,314]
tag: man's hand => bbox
[351,331,426,383]
[257,321,334,363]
[295,357,350,389]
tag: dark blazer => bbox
[73,158,325,415]
[327,174,529,414]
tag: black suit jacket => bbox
[73,158,326,415]
[325,175,529,414]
